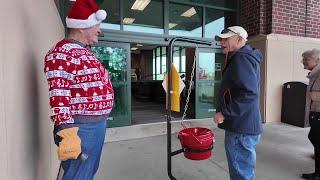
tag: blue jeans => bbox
[54,121,107,180]
[225,131,261,180]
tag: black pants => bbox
[309,125,320,174]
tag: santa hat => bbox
[66,0,107,29]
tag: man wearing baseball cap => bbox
[44,0,114,179]
[213,26,263,180]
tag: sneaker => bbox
[302,173,320,180]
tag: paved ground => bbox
[96,123,314,180]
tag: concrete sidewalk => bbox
[96,122,313,180]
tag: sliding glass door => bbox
[92,42,131,127]
[195,48,224,119]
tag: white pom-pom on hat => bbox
[96,10,107,21]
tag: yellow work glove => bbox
[56,127,81,161]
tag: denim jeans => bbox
[225,131,261,180]
[54,121,107,180]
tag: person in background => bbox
[301,49,320,180]
[213,26,263,180]
[44,0,114,179]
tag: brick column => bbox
[272,0,307,37]
[239,0,320,38]
[306,0,320,38]
[239,0,261,36]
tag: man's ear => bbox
[235,37,241,45]
[238,37,246,45]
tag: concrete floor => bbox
[95,122,314,180]
[131,97,184,125]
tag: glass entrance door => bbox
[92,42,131,127]
[195,48,224,119]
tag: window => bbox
[173,47,180,71]
[100,0,121,30]
[161,47,167,73]
[59,0,238,39]
[153,51,156,80]
[205,9,236,38]
[152,46,186,80]
[181,48,186,73]
[123,0,164,34]
[169,3,203,37]
[173,0,237,9]
[156,48,161,79]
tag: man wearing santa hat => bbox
[43,0,114,179]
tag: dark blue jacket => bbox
[217,45,263,135]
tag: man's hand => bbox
[213,112,225,124]
[56,127,81,161]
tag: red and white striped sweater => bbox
[44,39,114,126]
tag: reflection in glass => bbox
[199,52,215,80]
[100,0,121,30]
[196,51,224,118]
[174,0,236,9]
[92,47,127,81]
[205,10,236,38]
[169,3,202,37]
[107,83,129,123]
[91,46,130,126]
[123,0,163,34]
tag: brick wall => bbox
[239,0,261,36]
[272,0,307,37]
[262,0,272,34]
[306,0,320,38]
[239,0,320,38]
[238,0,272,36]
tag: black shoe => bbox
[302,173,320,180]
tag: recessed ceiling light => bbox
[131,47,138,50]
[181,7,197,17]
[169,23,178,29]
[136,44,143,47]
[131,0,151,11]
[123,18,135,24]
